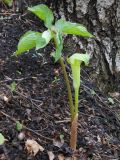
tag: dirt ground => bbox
[0,4,120,160]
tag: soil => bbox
[0,5,120,160]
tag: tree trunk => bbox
[17,0,120,92]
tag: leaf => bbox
[53,139,64,148]
[58,154,65,160]
[55,19,93,37]
[25,139,44,156]
[40,30,52,49]
[52,31,63,62]
[3,95,9,103]
[60,134,64,140]
[0,154,6,159]
[3,0,13,7]
[90,89,96,95]
[16,31,46,55]
[16,121,23,131]
[9,81,17,92]
[108,97,115,105]
[109,92,120,98]
[28,4,54,28]
[0,133,5,145]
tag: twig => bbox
[0,77,32,84]
[0,111,15,122]
[55,118,70,124]
[24,126,52,141]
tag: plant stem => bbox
[75,88,79,115]
[59,58,79,152]
[70,113,78,151]
[70,88,79,152]
[53,35,74,119]
[59,57,74,119]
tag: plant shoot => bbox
[68,53,90,150]
[15,4,93,154]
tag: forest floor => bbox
[0,7,120,160]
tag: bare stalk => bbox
[70,88,79,151]
[70,113,78,151]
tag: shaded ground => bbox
[0,7,120,160]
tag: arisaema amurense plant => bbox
[15,4,93,153]
[67,53,90,150]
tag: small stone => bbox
[18,132,25,141]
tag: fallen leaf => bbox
[58,154,65,160]
[53,139,64,148]
[109,92,120,97]
[47,151,55,160]
[65,158,72,160]
[0,154,7,160]
[97,135,101,143]
[25,139,44,156]
[3,96,9,103]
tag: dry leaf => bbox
[3,96,9,103]
[109,92,120,97]
[47,151,55,160]
[25,139,44,156]
[58,154,65,160]
[65,158,72,160]
[0,154,7,160]
[97,135,101,143]
[58,155,72,160]
[53,139,64,148]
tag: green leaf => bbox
[41,30,52,48]
[68,53,90,89]
[28,4,54,28]
[16,121,23,131]
[108,97,114,105]
[3,0,13,7]
[0,133,5,145]
[55,19,93,37]
[91,89,96,95]
[16,31,46,55]
[9,81,17,92]
[52,32,63,62]
[60,134,64,140]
